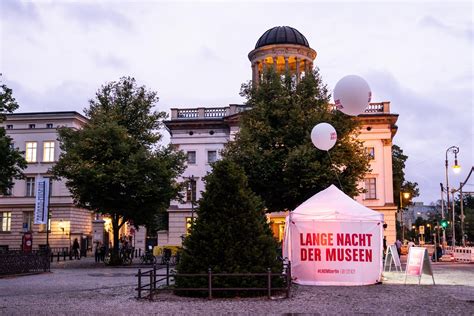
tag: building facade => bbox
[0,112,92,252]
[0,112,147,254]
[160,26,400,247]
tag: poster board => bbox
[404,247,435,285]
[290,220,382,285]
[384,245,402,272]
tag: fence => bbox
[136,262,292,300]
[453,247,474,263]
[0,250,51,275]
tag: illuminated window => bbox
[43,141,55,162]
[26,177,35,197]
[185,217,196,235]
[207,150,217,163]
[365,147,375,159]
[364,178,377,199]
[0,212,11,232]
[187,151,196,164]
[25,142,37,162]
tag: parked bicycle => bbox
[140,251,157,265]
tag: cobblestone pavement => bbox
[1,257,473,315]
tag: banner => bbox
[290,220,382,285]
[34,179,50,224]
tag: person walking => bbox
[72,238,80,260]
[395,239,402,256]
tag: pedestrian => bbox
[94,241,101,263]
[383,236,387,260]
[395,239,402,256]
[72,238,80,260]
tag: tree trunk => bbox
[111,214,121,265]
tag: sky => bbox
[1,0,473,204]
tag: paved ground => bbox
[1,256,473,315]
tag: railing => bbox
[0,250,51,275]
[136,261,292,300]
[204,108,228,118]
[177,109,199,118]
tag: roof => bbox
[291,185,383,222]
[255,26,310,49]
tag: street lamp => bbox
[445,146,460,246]
[400,191,410,242]
[187,175,196,225]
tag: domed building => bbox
[248,26,317,85]
[160,27,398,249]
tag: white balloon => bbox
[333,75,371,116]
[311,123,337,151]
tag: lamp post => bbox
[187,175,196,224]
[400,191,410,242]
[445,146,460,246]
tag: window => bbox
[186,151,196,164]
[43,141,55,162]
[186,179,196,202]
[185,217,196,235]
[26,177,35,197]
[6,125,13,129]
[29,124,35,129]
[364,178,377,199]
[207,150,217,163]
[22,212,34,232]
[366,147,375,160]
[0,212,12,232]
[46,123,53,129]
[25,142,37,162]
[39,218,51,233]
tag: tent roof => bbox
[291,185,383,221]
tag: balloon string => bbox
[327,150,343,191]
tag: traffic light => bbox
[440,219,448,229]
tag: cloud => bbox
[93,53,129,70]
[0,0,40,22]
[58,2,132,31]
[418,15,473,41]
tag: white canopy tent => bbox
[283,185,384,286]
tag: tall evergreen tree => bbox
[224,69,370,212]
[176,160,282,296]
[52,77,185,264]
[0,76,26,194]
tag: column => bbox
[284,56,289,72]
[304,59,308,74]
[273,56,278,71]
[295,57,300,83]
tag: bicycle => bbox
[140,251,157,265]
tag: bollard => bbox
[166,262,170,286]
[63,251,66,261]
[267,268,271,299]
[153,265,156,290]
[57,252,60,262]
[208,268,212,299]
[137,269,142,299]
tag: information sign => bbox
[384,244,402,272]
[404,247,435,285]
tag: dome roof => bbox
[255,26,309,49]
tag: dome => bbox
[255,26,309,49]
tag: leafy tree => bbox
[52,77,185,264]
[176,159,282,297]
[392,144,419,208]
[0,76,26,194]
[455,194,474,245]
[223,69,370,212]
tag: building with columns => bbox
[161,26,399,247]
